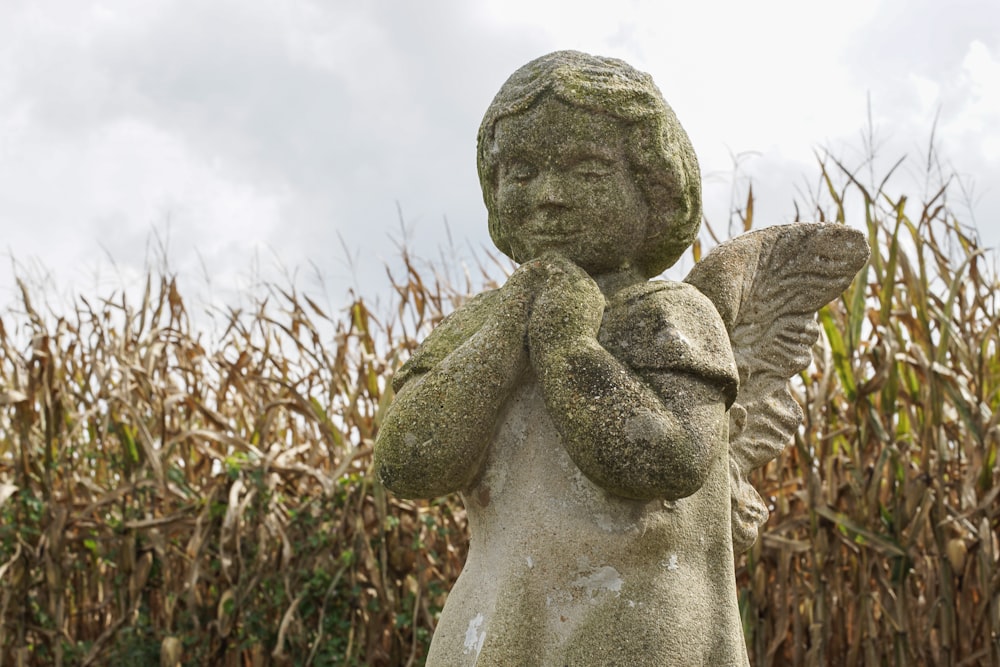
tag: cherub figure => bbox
[374,51,868,666]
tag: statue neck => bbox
[594,265,645,297]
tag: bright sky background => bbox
[2,0,998,313]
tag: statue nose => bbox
[534,171,568,210]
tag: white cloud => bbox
[958,40,1000,160]
[1,0,997,308]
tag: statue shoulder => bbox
[392,289,501,392]
[599,280,738,404]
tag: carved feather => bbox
[685,223,869,553]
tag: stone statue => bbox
[374,50,869,666]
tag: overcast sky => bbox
[2,0,998,314]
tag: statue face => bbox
[492,96,648,274]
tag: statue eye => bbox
[573,159,614,180]
[504,161,536,183]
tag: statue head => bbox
[477,50,702,277]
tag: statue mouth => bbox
[521,217,578,239]
[525,228,570,241]
[517,232,575,258]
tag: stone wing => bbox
[684,223,869,553]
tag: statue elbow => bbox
[373,431,424,498]
[659,458,710,500]
[659,434,714,500]
[619,412,713,500]
[374,450,445,499]
[592,450,710,502]
[373,430,470,499]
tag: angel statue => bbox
[374,50,869,666]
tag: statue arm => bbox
[532,338,728,501]
[374,277,534,499]
[529,258,735,501]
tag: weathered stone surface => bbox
[374,50,869,666]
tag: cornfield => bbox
[1,151,998,665]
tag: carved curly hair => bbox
[477,50,702,277]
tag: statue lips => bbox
[516,220,577,257]
[525,226,573,242]
[521,206,595,245]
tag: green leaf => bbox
[934,248,986,366]
[819,305,857,401]
[814,505,907,557]
[83,539,99,556]
[849,261,869,348]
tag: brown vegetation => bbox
[1,153,998,665]
[736,155,1000,666]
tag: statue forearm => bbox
[374,306,527,499]
[531,335,721,501]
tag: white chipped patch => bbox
[660,554,680,572]
[572,565,624,600]
[463,613,486,656]
[594,509,639,534]
[526,555,534,569]
[594,512,618,532]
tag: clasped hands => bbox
[495,251,606,375]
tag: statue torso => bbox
[425,283,749,667]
